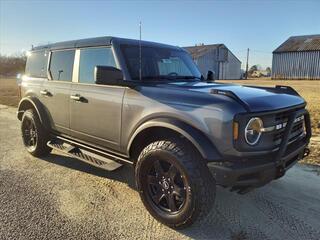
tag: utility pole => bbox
[245,48,249,79]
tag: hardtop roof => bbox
[32,36,182,51]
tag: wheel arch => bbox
[17,97,52,129]
[128,117,221,163]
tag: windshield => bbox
[120,44,201,81]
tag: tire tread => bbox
[136,138,216,228]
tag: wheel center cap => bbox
[162,180,170,190]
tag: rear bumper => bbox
[208,109,312,193]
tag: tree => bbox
[266,67,271,74]
[248,65,258,77]
[0,53,26,77]
[249,65,258,72]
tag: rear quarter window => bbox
[25,50,48,78]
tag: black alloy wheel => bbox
[146,158,188,214]
[136,139,216,228]
[22,116,38,151]
[21,109,51,157]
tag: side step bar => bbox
[47,137,124,171]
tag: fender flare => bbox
[127,117,221,161]
[17,96,52,129]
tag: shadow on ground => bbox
[40,153,137,190]
[39,153,320,240]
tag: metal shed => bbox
[184,44,241,80]
[272,34,320,80]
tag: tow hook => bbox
[303,148,310,158]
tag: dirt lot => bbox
[1,77,319,165]
[1,105,320,240]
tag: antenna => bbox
[139,21,142,81]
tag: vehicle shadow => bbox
[178,164,320,240]
[40,152,242,239]
[40,153,137,190]
[37,154,320,239]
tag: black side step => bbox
[47,137,124,171]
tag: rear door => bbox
[69,47,125,151]
[40,49,75,133]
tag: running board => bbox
[47,137,123,171]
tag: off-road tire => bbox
[21,109,51,157]
[135,138,216,229]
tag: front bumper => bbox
[208,108,312,193]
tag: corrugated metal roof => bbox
[183,44,224,58]
[273,34,320,53]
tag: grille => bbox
[272,110,305,144]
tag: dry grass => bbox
[0,78,20,107]
[0,77,319,164]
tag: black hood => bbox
[163,81,305,112]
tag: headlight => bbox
[245,117,263,145]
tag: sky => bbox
[1,0,320,69]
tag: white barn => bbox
[184,44,241,80]
[272,34,320,80]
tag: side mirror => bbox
[207,70,214,81]
[94,66,124,85]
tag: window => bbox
[120,44,201,81]
[79,47,116,84]
[49,50,75,81]
[25,50,48,78]
[157,57,192,76]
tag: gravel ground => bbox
[1,105,320,240]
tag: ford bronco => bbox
[17,36,311,228]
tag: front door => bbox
[40,49,75,134]
[69,47,125,151]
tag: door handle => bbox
[70,94,81,101]
[40,90,51,96]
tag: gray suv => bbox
[17,36,311,228]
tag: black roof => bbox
[32,36,113,51]
[32,36,181,51]
[273,34,320,53]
